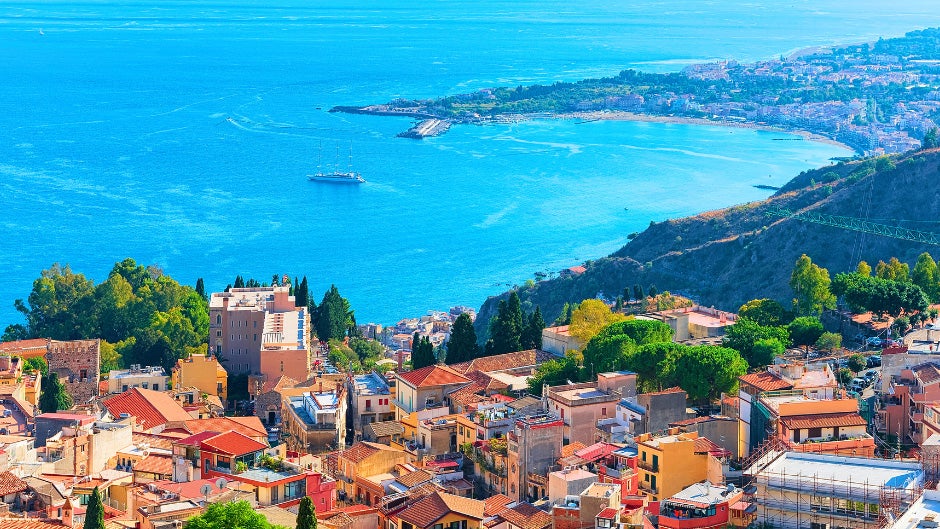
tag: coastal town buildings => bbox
[107,365,168,394]
[172,353,228,401]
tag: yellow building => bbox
[391,491,484,529]
[337,441,411,504]
[172,354,228,401]
[635,429,726,502]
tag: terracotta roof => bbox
[643,386,685,396]
[341,441,401,463]
[561,442,587,458]
[398,365,471,389]
[484,494,513,517]
[464,371,508,392]
[0,339,49,358]
[365,420,404,438]
[597,508,619,519]
[102,388,192,430]
[448,350,555,375]
[780,412,867,430]
[131,433,174,450]
[0,471,28,496]
[449,383,486,407]
[913,363,940,384]
[397,469,434,488]
[262,375,299,393]
[200,431,267,456]
[500,503,552,529]
[0,519,66,529]
[163,417,266,441]
[397,491,485,527]
[575,442,619,462]
[739,372,792,392]
[257,506,299,528]
[319,511,355,529]
[132,454,173,476]
[693,437,730,457]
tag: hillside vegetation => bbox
[476,149,940,336]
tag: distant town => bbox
[337,28,940,155]
[3,249,940,529]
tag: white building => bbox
[107,365,169,394]
[747,451,924,529]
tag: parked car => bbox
[868,355,882,367]
[866,336,883,347]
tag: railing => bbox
[637,460,658,472]
[638,481,658,495]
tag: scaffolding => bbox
[743,451,924,529]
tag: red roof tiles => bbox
[396,492,484,528]
[780,412,867,430]
[200,431,267,456]
[397,365,471,389]
[102,388,192,430]
[739,372,792,392]
[0,471,28,496]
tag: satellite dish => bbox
[215,478,227,490]
[200,484,212,497]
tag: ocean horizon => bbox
[3,0,940,326]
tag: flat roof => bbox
[550,469,596,482]
[890,489,940,529]
[353,372,390,395]
[669,482,738,507]
[753,452,923,492]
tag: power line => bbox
[766,207,940,246]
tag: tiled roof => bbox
[365,420,404,438]
[0,339,49,358]
[574,442,619,462]
[132,454,173,476]
[464,371,507,392]
[257,506,299,528]
[397,469,434,488]
[102,388,192,430]
[560,442,586,458]
[397,491,485,527]
[164,417,266,440]
[597,508,619,519]
[131,433,174,450]
[483,494,512,517]
[507,396,541,411]
[319,511,355,529]
[200,431,267,456]
[693,437,730,457]
[262,375,298,394]
[780,412,867,430]
[739,372,792,392]
[0,519,66,529]
[500,503,552,529]
[397,365,471,389]
[643,386,685,396]
[448,350,554,375]
[449,383,486,407]
[341,441,401,463]
[0,471,28,496]
[913,363,940,384]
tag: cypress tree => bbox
[648,284,658,297]
[446,313,479,363]
[194,278,207,301]
[633,284,644,300]
[83,486,105,529]
[233,275,245,288]
[521,306,545,350]
[39,373,72,413]
[296,496,318,529]
[315,285,348,341]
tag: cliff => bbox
[475,149,940,336]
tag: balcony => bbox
[638,481,658,495]
[637,460,659,473]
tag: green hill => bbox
[475,149,940,337]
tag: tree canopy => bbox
[446,313,480,364]
[723,317,790,367]
[568,299,627,343]
[83,486,104,529]
[673,345,748,403]
[790,254,836,316]
[39,372,72,413]
[186,500,288,529]
[831,271,929,318]
[788,316,825,353]
[313,285,355,342]
[738,298,792,327]
[9,259,209,373]
[411,333,436,370]
[296,497,318,529]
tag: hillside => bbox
[475,149,940,336]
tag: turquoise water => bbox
[2,1,939,325]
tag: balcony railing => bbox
[638,481,658,495]
[637,460,658,472]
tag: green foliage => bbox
[789,254,836,316]
[924,127,940,149]
[349,337,385,366]
[313,285,354,342]
[848,354,867,374]
[723,318,790,367]
[328,340,361,372]
[1,324,28,342]
[856,261,872,277]
[39,373,72,413]
[836,367,854,385]
[832,271,929,318]
[187,500,288,529]
[22,356,47,375]
[672,345,748,403]
[738,299,792,327]
[568,299,627,343]
[582,334,636,376]
[11,259,209,374]
[913,252,940,302]
[622,342,686,392]
[751,338,785,366]
[446,313,480,364]
[296,496,318,529]
[788,316,825,352]
[83,486,105,529]
[527,353,583,393]
[876,257,910,282]
[487,292,524,355]
[600,319,673,345]
[411,333,436,370]
[520,306,545,350]
[815,332,842,352]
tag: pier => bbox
[397,118,451,139]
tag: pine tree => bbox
[522,306,545,350]
[489,292,524,356]
[412,333,435,369]
[271,274,280,286]
[296,496,318,529]
[314,285,350,341]
[633,284,644,300]
[446,313,479,364]
[648,284,658,297]
[233,275,245,288]
[39,373,72,413]
[83,486,105,529]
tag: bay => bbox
[1,0,938,325]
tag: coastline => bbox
[539,111,858,153]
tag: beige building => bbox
[209,286,311,380]
[283,384,348,453]
[541,326,585,356]
[172,354,228,401]
[545,372,635,446]
[107,365,169,394]
[394,365,471,418]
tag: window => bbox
[601,407,607,416]
[217,315,222,325]
[281,361,284,373]
[142,382,148,389]
[217,330,222,337]
[271,485,279,503]
[560,409,565,419]
[153,384,159,391]
[122,385,128,392]
[216,345,222,355]
[254,321,257,328]
[366,399,372,409]
[433,523,442,529]
[641,451,647,462]
[254,334,257,341]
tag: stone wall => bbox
[47,339,101,404]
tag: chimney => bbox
[62,497,75,528]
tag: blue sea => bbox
[2,0,940,326]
